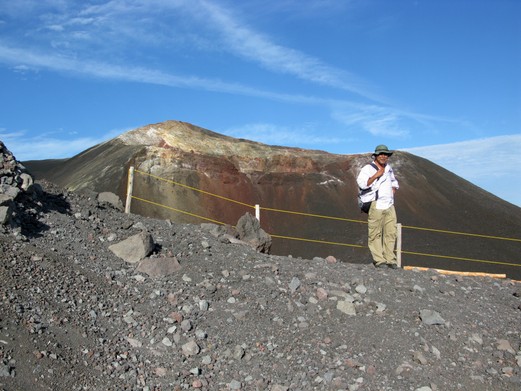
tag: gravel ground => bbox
[1,180,520,391]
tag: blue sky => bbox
[0,0,520,207]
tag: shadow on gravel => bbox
[15,189,71,239]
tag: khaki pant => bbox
[367,203,397,265]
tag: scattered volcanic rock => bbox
[0,140,38,231]
[1,139,521,391]
[0,140,33,195]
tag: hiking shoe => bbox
[387,263,398,269]
[373,263,388,269]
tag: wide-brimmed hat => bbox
[373,144,393,156]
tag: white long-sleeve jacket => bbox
[356,163,399,210]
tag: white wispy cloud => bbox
[0,43,452,143]
[332,105,410,138]
[405,135,520,179]
[184,0,384,103]
[0,44,259,94]
[0,0,478,145]
[0,127,127,161]
[29,0,380,101]
[0,129,25,139]
[241,0,351,18]
[405,135,521,206]
[224,123,348,149]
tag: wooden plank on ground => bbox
[403,266,507,279]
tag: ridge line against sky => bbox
[0,0,520,206]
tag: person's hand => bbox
[374,163,385,178]
[367,163,385,186]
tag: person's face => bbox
[375,153,390,166]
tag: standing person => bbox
[356,145,400,268]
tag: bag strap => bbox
[358,162,380,201]
[369,162,380,201]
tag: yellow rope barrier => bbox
[270,234,366,249]
[403,224,521,243]
[403,266,507,279]
[134,169,254,209]
[132,194,521,269]
[134,168,521,243]
[401,249,521,268]
[131,196,227,225]
[261,207,366,224]
[130,167,521,271]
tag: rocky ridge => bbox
[1,141,521,391]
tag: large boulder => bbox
[109,231,155,263]
[236,213,272,253]
[136,256,181,278]
[97,191,124,211]
[0,194,13,225]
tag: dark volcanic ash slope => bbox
[2,140,521,391]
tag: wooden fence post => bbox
[396,223,402,268]
[125,166,134,214]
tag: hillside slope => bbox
[22,120,521,279]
